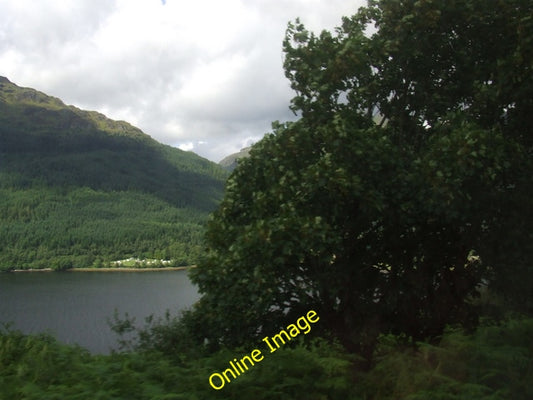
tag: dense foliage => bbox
[1,317,532,399]
[0,77,228,270]
[189,0,533,358]
[0,188,208,270]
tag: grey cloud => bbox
[0,0,363,162]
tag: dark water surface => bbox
[0,270,199,353]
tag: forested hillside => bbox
[0,76,228,270]
[218,146,251,171]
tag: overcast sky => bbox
[1,0,365,162]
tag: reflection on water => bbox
[0,270,199,353]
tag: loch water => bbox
[0,270,200,353]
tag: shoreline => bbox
[68,266,194,272]
[8,266,196,273]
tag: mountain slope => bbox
[218,146,251,171]
[0,77,228,270]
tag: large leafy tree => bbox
[189,0,532,358]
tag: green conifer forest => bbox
[0,76,228,270]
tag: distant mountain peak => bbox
[219,146,251,171]
[0,76,66,109]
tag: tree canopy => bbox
[189,0,533,358]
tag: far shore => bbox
[68,266,195,272]
[7,266,196,273]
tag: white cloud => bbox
[178,142,195,152]
[0,0,366,162]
